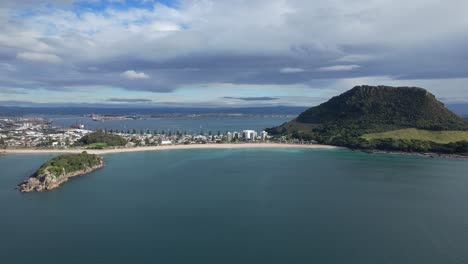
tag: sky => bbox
[0,0,467,107]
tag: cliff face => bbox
[18,157,104,192]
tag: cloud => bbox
[107,98,153,103]
[0,88,28,94]
[317,65,361,72]
[149,21,181,32]
[279,67,306,73]
[121,70,150,80]
[223,96,279,101]
[335,55,373,63]
[16,52,62,64]
[0,0,467,105]
[0,63,15,71]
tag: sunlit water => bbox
[1,149,468,263]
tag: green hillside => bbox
[295,85,468,131]
[78,131,127,147]
[363,129,468,144]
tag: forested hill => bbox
[266,86,468,155]
[295,85,468,131]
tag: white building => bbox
[160,140,172,145]
[260,131,268,141]
[242,130,257,141]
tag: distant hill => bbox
[77,131,127,148]
[267,86,468,155]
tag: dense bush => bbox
[295,86,468,131]
[78,131,127,147]
[36,151,102,178]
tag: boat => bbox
[70,122,85,129]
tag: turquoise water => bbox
[1,149,468,263]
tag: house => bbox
[160,140,172,145]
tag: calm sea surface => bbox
[1,149,468,264]
[47,116,291,133]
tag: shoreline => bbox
[3,145,465,160]
[362,149,468,160]
[1,143,340,155]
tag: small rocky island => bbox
[18,151,104,192]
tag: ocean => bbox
[1,149,468,263]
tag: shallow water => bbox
[1,149,468,264]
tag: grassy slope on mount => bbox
[266,86,468,154]
[362,129,468,144]
[36,152,102,178]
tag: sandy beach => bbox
[1,143,339,155]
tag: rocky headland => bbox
[18,152,104,192]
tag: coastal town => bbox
[0,117,303,150]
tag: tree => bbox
[217,130,221,136]
[78,131,127,146]
[132,129,137,134]
[153,129,158,135]
[168,130,172,136]
[139,129,144,135]
[208,131,212,136]
[146,129,150,135]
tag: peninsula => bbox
[18,151,104,192]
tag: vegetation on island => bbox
[266,86,468,155]
[35,151,103,178]
[77,131,127,148]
